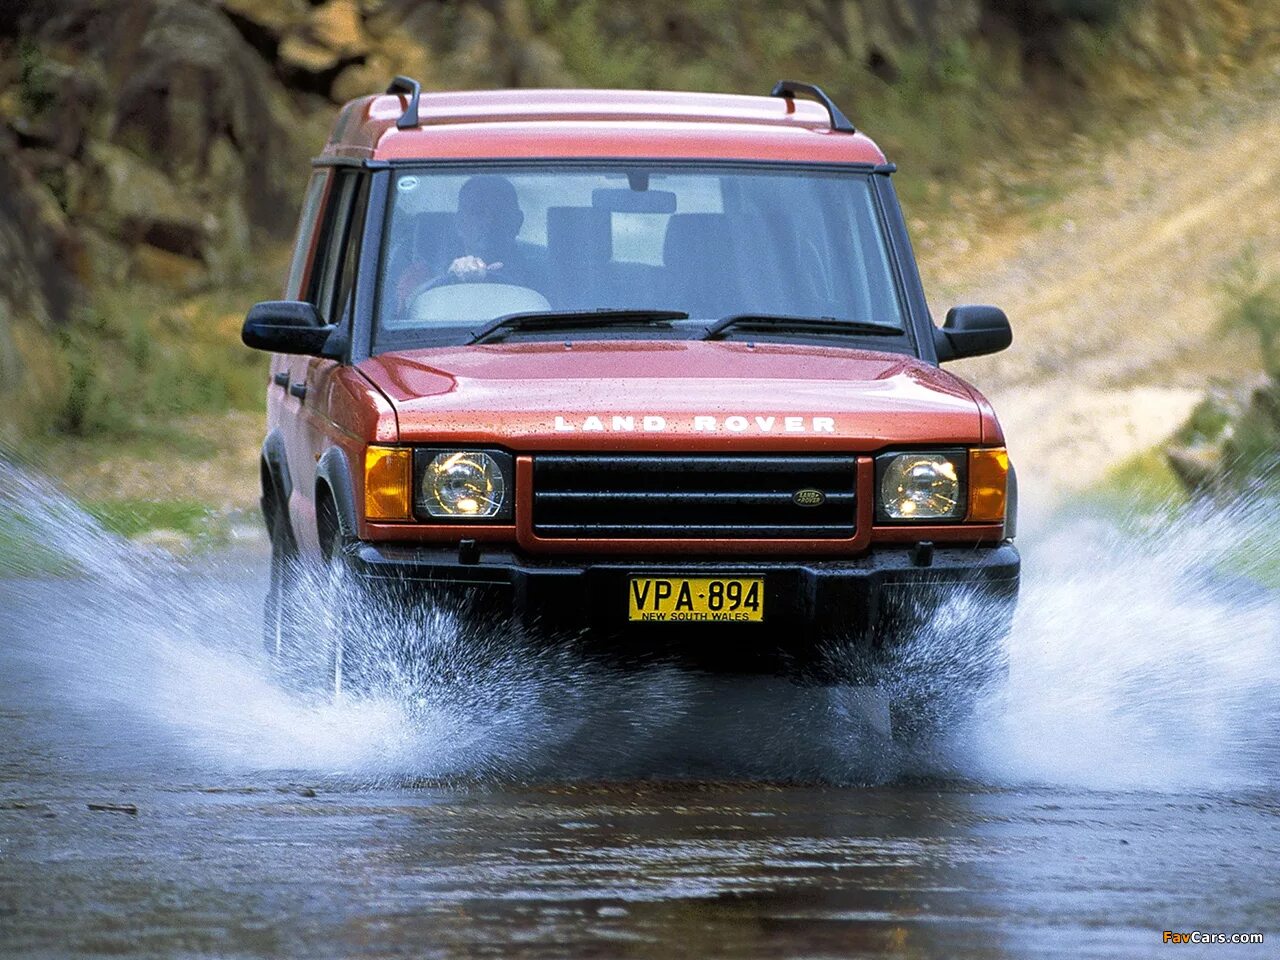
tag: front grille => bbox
[532,454,857,539]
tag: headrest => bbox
[663,213,730,266]
[547,206,612,264]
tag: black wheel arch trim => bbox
[316,446,360,542]
[1005,462,1018,540]
[261,431,292,514]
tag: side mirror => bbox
[934,305,1012,362]
[241,301,342,358]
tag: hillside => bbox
[928,66,1280,499]
[2,0,1279,525]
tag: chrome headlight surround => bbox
[875,449,968,523]
[413,449,515,521]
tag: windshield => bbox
[374,165,908,348]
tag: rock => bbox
[1165,443,1223,496]
[87,802,138,814]
[9,0,305,292]
[369,32,434,88]
[77,226,131,287]
[130,244,208,291]
[280,0,369,84]
[132,528,195,555]
[3,55,104,157]
[331,57,390,104]
[0,128,82,337]
[218,0,310,42]
[1249,381,1280,428]
[114,4,289,180]
[88,142,206,257]
[279,34,345,76]
[309,0,368,59]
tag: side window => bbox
[283,172,329,300]
[332,176,370,325]
[307,170,366,324]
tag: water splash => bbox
[1,457,1277,788]
[969,500,1280,790]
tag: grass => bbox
[0,493,246,578]
[82,498,231,544]
[0,514,77,578]
[1075,447,1188,526]
[0,250,276,573]
[51,283,272,439]
[1213,515,1280,590]
[0,243,286,446]
[1075,441,1280,591]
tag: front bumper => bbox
[349,540,1020,675]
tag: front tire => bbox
[883,618,1012,751]
[318,519,371,699]
[263,497,371,697]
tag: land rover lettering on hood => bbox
[242,79,1019,744]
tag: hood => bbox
[358,340,989,451]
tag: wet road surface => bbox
[1,519,1278,958]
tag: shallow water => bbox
[0,465,1276,957]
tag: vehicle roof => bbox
[321,89,888,166]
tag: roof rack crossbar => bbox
[770,80,855,133]
[386,75,422,130]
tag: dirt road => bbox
[920,70,1280,497]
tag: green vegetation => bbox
[1160,247,1280,499]
[533,3,1027,207]
[0,497,233,577]
[1219,245,1280,380]
[1076,444,1280,591]
[0,514,76,577]
[1077,447,1187,527]
[1214,514,1280,590]
[50,282,271,440]
[83,498,231,544]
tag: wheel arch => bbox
[1005,462,1018,540]
[260,430,296,548]
[315,446,360,559]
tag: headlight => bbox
[415,450,513,520]
[877,451,965,521]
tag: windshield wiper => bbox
[703,313,903,341]
[469,309,690,344]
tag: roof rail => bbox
[386,76,422,130]
[770,80,855,134]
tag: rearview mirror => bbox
[934,305,1012,362]
[592,188,678,213]
[241,301,341,358]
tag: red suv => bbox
[242,79,1018,736]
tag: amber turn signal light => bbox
[967,447,1009,523]
[364,445,412,521]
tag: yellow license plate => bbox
[628,577,764,623]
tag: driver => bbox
[443,175,530,284]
